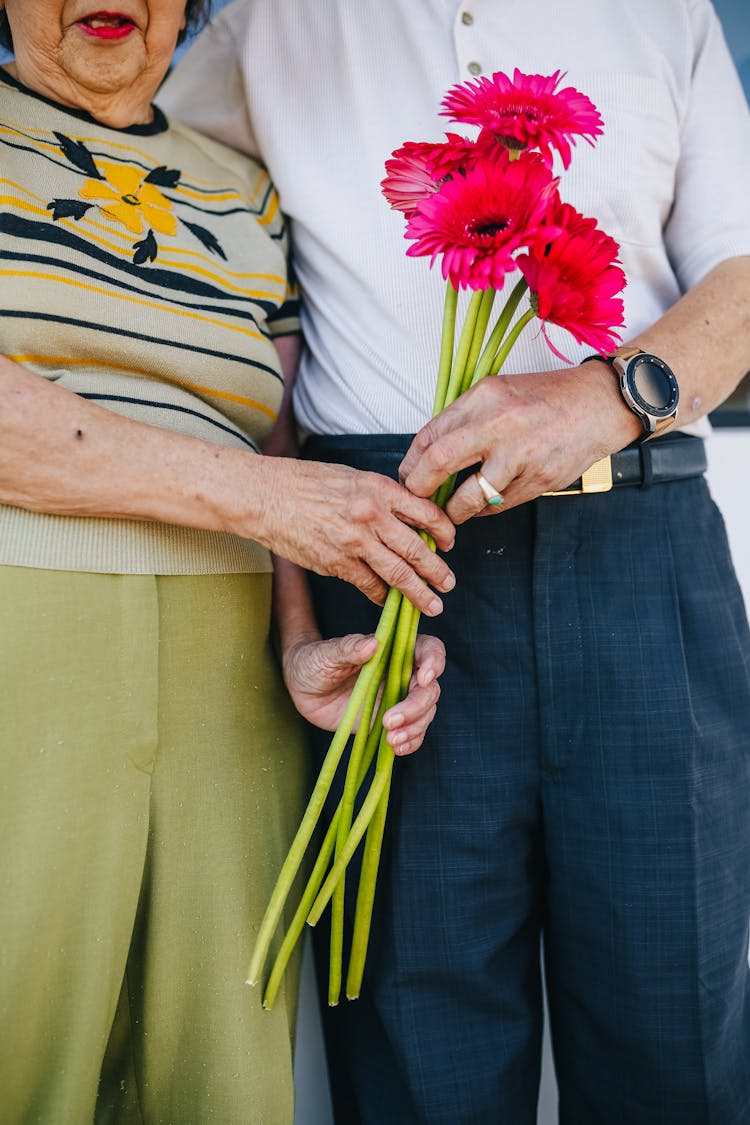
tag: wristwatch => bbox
[586,345,680,441]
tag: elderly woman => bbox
[0,2,455,1121]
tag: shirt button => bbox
[461,11,474,25]
[467,61,482,76]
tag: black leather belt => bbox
[302,431,706,495]
[546,432,706,495]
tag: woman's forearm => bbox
[0,353,262,531]
[0,355,456,613]
[265,334,321,655]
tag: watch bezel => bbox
[610,350,679,435]
[621,353,680,420]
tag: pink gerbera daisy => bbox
[517,202,626,355]
[404,149,559,291]
[381,134,478,218]
[441,69,603,168]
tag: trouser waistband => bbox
[302,432,706,490]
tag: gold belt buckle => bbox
[544,456,613,496]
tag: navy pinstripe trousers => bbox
[303,435,750,1125]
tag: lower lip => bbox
[78,21,136,39]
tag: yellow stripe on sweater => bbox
[10,355,279,420]
[3,270,268,340]
[256,192,279,227]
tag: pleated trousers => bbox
[303,435,750,1125]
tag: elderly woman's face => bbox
[2,0,189,125]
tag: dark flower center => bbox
[495,134,527,150]
[121,193,141,206]
[501,102,541,120]
[470,216,509,239]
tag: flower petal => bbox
[441,69,603,169]
[404,150,558,290]
[79,179,119,203]
[142,203,177,236]
[98,161,142,196]
[103,200,143,234]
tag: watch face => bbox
[627,355,679,418]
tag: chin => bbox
[60,37,151,101]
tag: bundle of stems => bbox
[247,276,530,1008]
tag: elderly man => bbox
[162,3,750,1122]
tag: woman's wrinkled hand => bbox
[283,631,445,755]
[244,457,456,616]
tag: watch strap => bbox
[610,344,644,362]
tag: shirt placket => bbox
[452,0,484,79]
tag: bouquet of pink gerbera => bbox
[249,68,626,1008]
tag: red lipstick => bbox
[78,12,136,39]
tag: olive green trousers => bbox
[0,566,308,1124]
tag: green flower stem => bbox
[281,594,420,1008]
[389,595,417,704]
[307,597,415,929]
[490,307,536,375]
[255,277,539,1005]
[262,812,339,1009]
[262,672,394,1010]
[401,606,420,693]
[345,744,394,999]
[327,613,399,1005]
[468,278,528,389]
[328,292,533,1000]
[463,287,496,384]
[442,289,485,410]
[344,598,420,1003]
[432,282,458,416]
[333,624,395,848]
[323,286,534,998]
[328,289,534,998]
[246,586,403,987]
[434,476,457,509]
[305,741,393,928]
[421,286,492,516]
[328,883,345,1001]
[344,598,416,997]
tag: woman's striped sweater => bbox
[0,68,298,574]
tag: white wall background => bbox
[708,429,750,611]
[712,1,750,607]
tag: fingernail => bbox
[388,712,404,728]
[442,573,456,591]
[427,596,442,616]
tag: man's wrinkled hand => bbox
[399,365,636,523]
